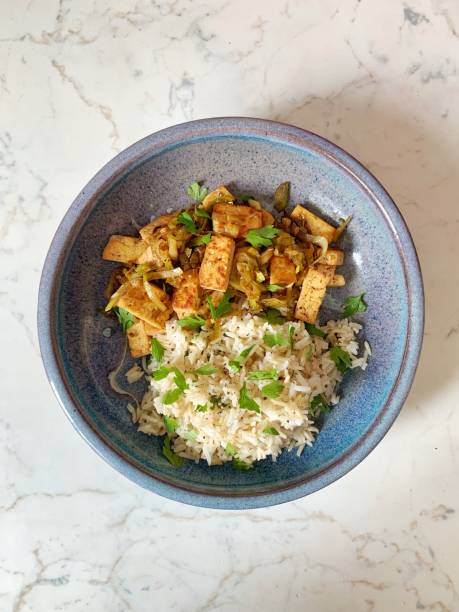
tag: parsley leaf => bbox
[263,308,286,325]
[163,415,178,433]
[194,207,210,218]
[194,365,217,376]
[263,332,289,347]
[342,293,368,317]
[178,314,206,330]
[187,181,208,202]
[195,232,212,245]
[150,338,165,364]
[309,394,330,419]
[247,370,278,381]
[183,429,198,442]
[225,442,236,456]
[261,381,284,399]
[207,292,233,320]
[176,211,198,234]
[239,383,260,413]
[229,345,255,372]
[162,436,184,467]
[288,325,295,348]
[114,307,134,333]
[152,366,171,381]
[232,458,253,470]
[267,284,283,292]
[196,404,209,412]
[329,347,352,373]
[245,225,279,248]
[304,323,326,337]
[161,387,184,405]
[172,367,188,392]
[263,427,280,435]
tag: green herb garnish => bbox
[245,225,279,248]
[263,427,280,435]
[288,325,295,348]
[304,323,326,337]
[183,429,198,442]
[176,211,198,234]
[114,307,134,333]
[163,415,178,433]
[239,383,260,413]
[150,338,165,364]
[225,442,236,456]
[247,370,278,381]
[196,404,209,412]
[178,314,206,330]
[261,381,284,399]
[161,387,184,405]
[263,308,286,325]
[162,436,184,467]
[267,284,283,292]
[309,394,330,419]
[195,232,212,245]
[232,458,253,470]
[152,366,171,381]
[187,181,208,202]
[342,293,368,317]
[229,345,255,372]
[329,347,352,373]
[207,291,233,320]
[194,365,217,376]
[194,207,211,218]
[172,367,188,392]
[263,332,289,347]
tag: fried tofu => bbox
[291,205,336,243]
[102,235,147,265]
[199,234,235,292]
[320,248,344,266]
[139,212,178,242]
[328,273,346,288]
[127,319,151,358]
[269,255,296,286]
[136,245,157,265]
[261,209,275,226]
[172,269,201,319]
[201,185,235,210]
[117,279,172,331]
[212,203,263,239]
[294,264,336,323]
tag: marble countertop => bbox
[2,0,459,610]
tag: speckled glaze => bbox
[38,118,423,509]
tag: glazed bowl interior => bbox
[39,118,423,508]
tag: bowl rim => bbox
[38,117,424,509]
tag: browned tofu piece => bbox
[127,319,151,358]
[261,209,275,226]
[136,245,157,265]
[291,205,336,243]
[102,235,147,264]
[294,264,336,323]
[199,234,235,292]
[320,248,344,266]
[328,273,346,288]
[172,269,201,319]
[269,255,296,286]
[212,203,263,238]
[201,185,235,210]
[117,279,172,331]
[139,212,178,242]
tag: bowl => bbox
[38,117,423,509]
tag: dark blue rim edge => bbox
[37,117,424,510]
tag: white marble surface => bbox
[1,0,459,610]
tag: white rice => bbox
[134,314,369,465]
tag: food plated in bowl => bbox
[38,118,423,509]
[102,182,371,469]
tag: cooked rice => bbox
[132,313,369,465]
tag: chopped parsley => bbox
[196,404,209,412]
[309,394,330,419]
[114,307,134,333]
[172,367,188,391]
[229,345,254,372]
[152,366,171,381]
[245,225,279,248]
[329,346,352,373]
[263,427,280,436]
[247,370,278,381]
[304,322,326,337]
[342,293,368,317]
[194,365,217,376]
[232,458,253,470]
[187,181,208,202]
[162,436,184,467]
[263,308,286,325]
[194,207,211,218]
[178,314,206,330]
[263,332,289,347]
[207,291,233,320]
[261,381,284,399]
[176,211,198,234]
[225,442,236,456]
[163,415,178,433]
[195,233,212,245]
[161,387,183,405]
[267,284,283,292]
[239,383,260,413]
[183,429,198,442]
[150,338,165,364]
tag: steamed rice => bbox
[131,313,369,465]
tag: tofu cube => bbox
[199,234,235,292]
[291,205,336,243]
[117,280,172,330]
[172,269,201,319]
[269,255,297,286]
[139,212,178,242]
[328,273,346,288]
[127,319,151,358]
[201,185,235,210]
[212,203,263,238]
[102,235,147,264]
[294,264,336,323]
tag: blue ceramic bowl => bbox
[38,118,423,509]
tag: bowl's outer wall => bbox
[39,119,423,509]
